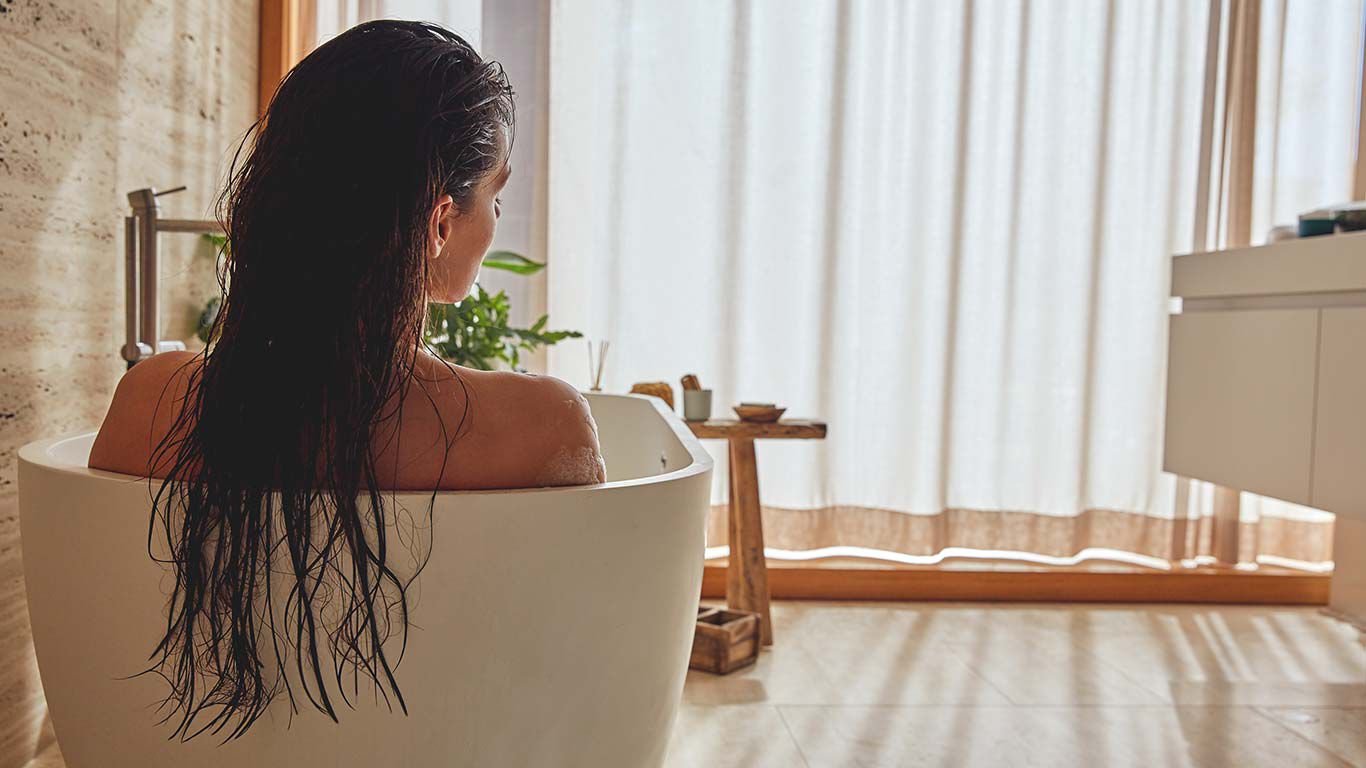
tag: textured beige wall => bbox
[0,2,257,765]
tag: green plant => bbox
[424,252,581,371]
[196,296,222,344]
[195,234,229,344]
[194,239,578,371]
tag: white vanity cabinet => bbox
[1312,308,1366,514]
[1165,308,1319,505]
[1164,232,1366,625]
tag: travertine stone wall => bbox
[0,3,257,765]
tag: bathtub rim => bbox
[18,391,713,497]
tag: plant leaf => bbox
[423,275,579,368]
[481,250,546,275]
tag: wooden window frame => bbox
[258,0,317,117]
[701,564,1327,605]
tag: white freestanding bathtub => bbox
[18,392,711,768]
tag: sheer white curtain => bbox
[313,1,483,47]
[545,0,1361,567]
[1252,0,1365,238]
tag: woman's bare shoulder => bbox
[412,356,583,413]
[408,361,605,488]
[89,350,202,476]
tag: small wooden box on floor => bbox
[690,607,761,675]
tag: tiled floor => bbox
[25,601,1366,768]
[664,601,1366,768]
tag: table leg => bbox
[727,438,772,646]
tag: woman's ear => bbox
[428,194,456,259]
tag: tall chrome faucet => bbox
[122,187,224,367]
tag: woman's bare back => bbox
[89,350,606,489]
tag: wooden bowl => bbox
[733,404,786,423]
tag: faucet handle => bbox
[154,185,187,197]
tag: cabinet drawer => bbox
[1164,309,1318,505]
[1312,307,1366,520]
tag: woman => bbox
[89,21,604,740]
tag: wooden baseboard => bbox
[700,565,1330,605]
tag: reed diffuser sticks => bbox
[587,340,610,391]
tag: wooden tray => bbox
[690,607,761,675]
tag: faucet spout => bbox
[121,187,223,367]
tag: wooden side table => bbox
[687,418,828,645]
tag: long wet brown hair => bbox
[143,20,514,741]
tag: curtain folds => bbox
[702,504,1333,569]
[545,0,1362,570]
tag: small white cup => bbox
[683,389,713,421]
